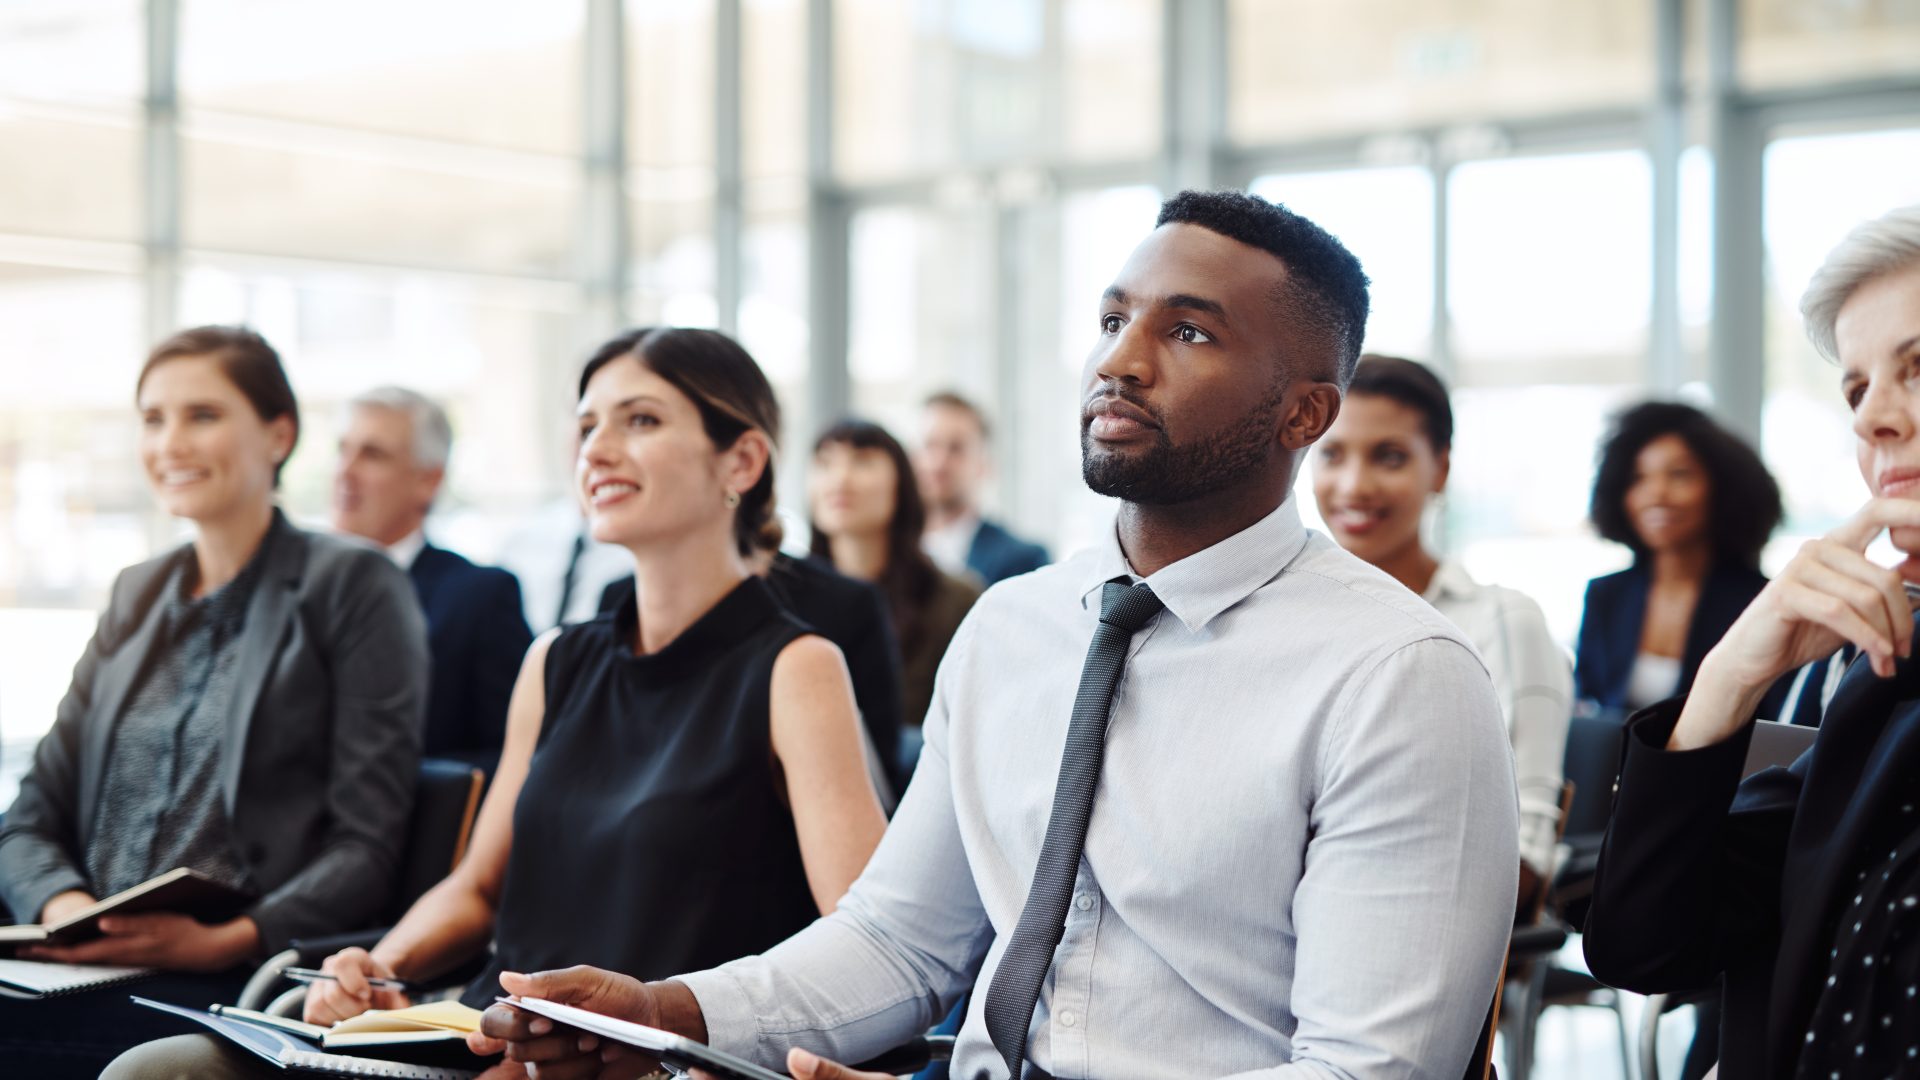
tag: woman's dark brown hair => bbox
[137,325,301,487]
[808,418,940,654]
[577,326,784,557]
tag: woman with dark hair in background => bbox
[1314,354,1570,916]
[0,326,427,1078]
[105,326,888,1079]
[1575,401,1788,718]
[810,419,979,775]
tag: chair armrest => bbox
[287,928,394,966]
[1509,921,1570,958]
[238,948,303,1011]
[852,1035,955,1074]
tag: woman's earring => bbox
[725,490,741,509]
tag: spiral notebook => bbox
[130,996,481,1079]
[0,958,155,999]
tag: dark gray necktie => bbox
[983,579,1164,1080]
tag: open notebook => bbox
[133,997,483,1079]
[0,868,250,949]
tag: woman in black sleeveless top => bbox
[100,328,889,1080]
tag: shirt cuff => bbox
[675,966,761,1061]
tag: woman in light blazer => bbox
[0,325,428,1079]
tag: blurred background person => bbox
[1313,353,1569,915]
[915,391,1050,587]
[1575,402,1788,718]
[0,326,425,1079]
[332,386,532,773]
[811,419,979,776]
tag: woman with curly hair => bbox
[1575,401,1788,718]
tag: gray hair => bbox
[346,386,452,470]
[1800,203,1920,363]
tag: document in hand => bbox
[0,867,251,949]
[131,996,483,1079]
[499,995,791,1080]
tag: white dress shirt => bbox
[1422,559,1571,876]
[679,498,1519,1079]
[923,513,983,578]
[384,528,426,573]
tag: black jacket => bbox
[1584,649,1920,1078]
[0,513,427,955]
[1575,561,1789,718]
[410,543,532,771]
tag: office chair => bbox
[238,757,485,1012]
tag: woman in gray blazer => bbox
[0,325,428,1078]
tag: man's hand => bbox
[20,913,259,972]
[36,890,96,924]
[304,947,412,1025]
[471,966,698,1080]
[1673,497,1920,751]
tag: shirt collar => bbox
[1077,498,1309,633]
[386,528,427,571]
[1422,558,1479,604]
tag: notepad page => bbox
[0,958,155,995]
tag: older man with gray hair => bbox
[1584,204,1920,1079]
[334,387,531,771]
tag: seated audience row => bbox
[8,192,1909,1080]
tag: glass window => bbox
[1760,126,1920,550]
[181,131,577,278]
[744,0,807,180]
[742,180,812,505]
[180,0,583,157]
[835,0,1161,182]
[1228,0,1652,145]
[0,113,142,242]
[628,0,716,172]
[1251,167,1435,359]
[1739,0,1920,91]
[847,201,995,431]
[1444,149,1655,643]
[0,0,143,105]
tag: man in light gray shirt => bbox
[478,190,1519,1080]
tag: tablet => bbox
[497,997,789,1080]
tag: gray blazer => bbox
[0,511,427,955]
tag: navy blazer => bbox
[1585,647,1920,1078]
[410,543,533,771]
[1575,561,1787,716]
[966,518,1049,586]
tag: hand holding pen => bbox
[298,948,414,1026]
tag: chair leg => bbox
[1611,992,1634,1080]
[1638,992,1667,1080]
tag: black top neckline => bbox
[609,575,781,669]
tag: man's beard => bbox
[1080,383,1288,506]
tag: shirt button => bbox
[1075,895,1093,911]
[1059,1011,1077,1028]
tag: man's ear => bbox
[1280,383,1341,452]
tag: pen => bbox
[282,965,410,992]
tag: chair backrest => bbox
[1742,719,1816,778]
[1560,713,1628,847]
[1465,946,1509,1080]
[390,757,485,918]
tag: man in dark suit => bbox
[914,391,1049,586]
[333,388,532,772]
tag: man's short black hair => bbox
[1156,189,1370,385]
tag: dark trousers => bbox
[0,969,250,1080]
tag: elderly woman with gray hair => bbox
[1583,204,1920,1079]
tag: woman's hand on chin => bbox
[1674,497,1920,749]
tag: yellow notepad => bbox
[328,1000,484,1040]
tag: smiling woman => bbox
[1573,400,1786,716]
[0,325,428,1078]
